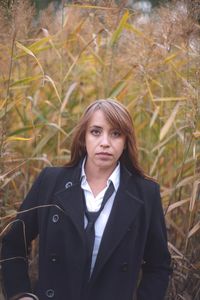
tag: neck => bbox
[85,162,116,185]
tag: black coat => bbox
[1,163,171,300]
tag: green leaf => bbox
[10,75,42,87]
[6,136,32,141]
[28,36,52,52]
[108,81,127,98]
[0,99,20,119]
[109,70,132,97]
[16,41,44,76]
[8,124,43,136]
[32,130,57,157]
[110,11,129,47]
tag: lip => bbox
[96,152,112,156]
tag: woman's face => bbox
[85,109,126,173]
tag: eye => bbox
[90,129,101,136]
[111,130,121,138]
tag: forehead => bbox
[87,109,117,127]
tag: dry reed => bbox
[0,0,199,299]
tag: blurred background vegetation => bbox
[32,0,168,10]
[0,0,200,299]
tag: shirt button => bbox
[45,289,55,298]
[52,214,59,223]
[65,181,72,189]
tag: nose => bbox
[100,133,110,148]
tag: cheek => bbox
[116,140,126,155]
[85,134,91,147]
[85,136,96,153]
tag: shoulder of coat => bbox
[130,172,160,193]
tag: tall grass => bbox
[0,0,199,299]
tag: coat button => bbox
[45,289,55,298]
[49,254,58,263]
[65,181,72,189]
[52,214,59,223]
[120,262,128,272]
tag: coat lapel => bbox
[53,162,85,243]
[54,184,85,240]
[90,166,144,283]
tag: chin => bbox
[96,161,116,169]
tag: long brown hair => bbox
[66,99,145,177]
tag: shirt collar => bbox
[81,157,120,192]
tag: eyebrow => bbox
[89,125,102,129]
[89,125,122,131]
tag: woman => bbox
[1,99,171,300]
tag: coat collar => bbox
[53,162,144,281]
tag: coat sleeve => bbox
[1,168,48,299]
[137,183,172,300]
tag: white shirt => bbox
[81,159,120,274]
